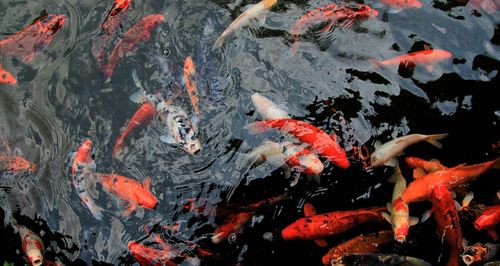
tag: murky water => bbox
[0,0,499,265]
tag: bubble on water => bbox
[228,232,237,244]
[263,232,273,241]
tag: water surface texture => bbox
[0,0,499,265]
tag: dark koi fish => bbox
[0,14,65,62]
[0,65,16,85]
[290,4,378,54]
[462,243,499,265]
[101,14,164,79]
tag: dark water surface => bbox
[0,0,499,265]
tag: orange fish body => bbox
[128,239,177,266]
[212,212,253,243]
[405,157,447,173]
[0,14,65,62]
[431,185,463,266]
[102,14,164,78]
[290,4,378,54]
[71,139,94,175]
[99,173,157,215]
[113,102,156,158]
[402,158,500,203]
[371,49,452,72]
[0,65,16,85]
[183,57,200,115]
[321,230,393,265]
[247,118,350,169]
[379,0,422,9]
[18,225,44,266]
[474,205,500,240]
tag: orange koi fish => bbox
[290,4,378,54]
[462,243,499,265]
[0,65,16,85]
[128,235,177,266]
[183,57,200,115]
[474,205,500,240]
[321,230,393,265]
[18,224,44,266]
[370,49,452,72]
[0,14,65,62]
[401,158,500,203]
[378,0,422,9]
[430,185,463,266]
[93,0,131,64]
[246,118,350,169]
[71,139,103,220]
[101,14,164,79]
[98,173,157,216]
[281,203,387,247]
[405,156,447,173]
[0,138,37,173]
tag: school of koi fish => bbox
[0,0,499,265]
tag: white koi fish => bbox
[251,93,290,120]
[16,223,45,266]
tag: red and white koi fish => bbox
[321,230,393,265]
[0,14,65,62]
[401,158,500,203]
[370,49,452,72]
[246,118,350,169]
[251,93,290,120]
[462,242,499,265]
[474,205,500,240]
[97,173,157,216]
[378,0,422,9]
[101,14,164,79]
[183,57,200,115]
[92,0,131,64]
[430,185,463,266]
[381,161,419,243]
[0,138,37,173]
[213,0,278,48]
[0,65,16,85]
[71,139,103,220]
[281,203,387,247]
[290,4,378,54]
[18,225,44,266]
[370,133,448,168]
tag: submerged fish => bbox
[378,0,422,10]
[0,14,65,62]
[333,253,431,266]
[370,49,452,72]
[462,243,499,265]
[18,224,45,266]
[101,14,164,79]
[474,205,500,240]
[369,133,448,168]
[0,65,16,85]
[290,4,378,54]
[0,138,37,173]
[183,56,200,115]
[213,0,278,48]
[251,93,290,120]
[128,235,177,266]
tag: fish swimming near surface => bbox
[474,205,500,240]
[290,4,378,54]
[0,14,65,62]
[281,203,387,247]
[92,0,131,65]
[71,139,103,220]
[0,65,16,85]
[213,0,278,48]
[101,14,164,79]
[17,224,45,266]
[128,235,178,266]
[251,93,291,120]
[370,49,452,72]
[97,173,157,216]
[246,118,350,169]
[0,138,37,173]
[369,133,448,168]
[401,158,500,204]
[462,242,499,265]
[183,56,200,115]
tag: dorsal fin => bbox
[304,203,316,217]
[143,176,152,190]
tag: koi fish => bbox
[401,158,500,203]
[98,173,157,216]
[0,65,16,85]
[321,230,393,265]
[334,253,431,266]
[213,0,278,48]
[290,4,378,54]
[430,185,463,266]
[378,0,422,10]
[246,118,349,169]
[18,225,44,266]
[0,138,37,173]
[462,243,499,265]
[251,93,290,120]
[101,14,164,79]
[405,156,447,176]
[71,139,103,220]
[281,203,387,247]
[183,57,200,115]
[128,236,177,266]
[370,49,452,72]
[381,161,419,243]
[474,205,500,240]
[0,14,65,62]
[369,133,448,168]
[92,0,131,64]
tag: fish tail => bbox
[112,137,125,159]
[368,58,383,68]
[213,35,225,49]
[425,133,449,149]
[492,157,500,170]
[245,122,269,134]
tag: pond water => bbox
[0,0,499,265]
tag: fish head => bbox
[352,5,379,19]
[474,213,495,231]
[145,14,165,31]
[137,192,158,209]
[434,49,452,60]
[392,198,410,243]
[113,0,130,13]
[0,69,17,84]
[11,156,37,173]
[41,14,66,36]
[462,244,487,265]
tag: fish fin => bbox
[129,89,149,104]
[213,34,226,49]
[387,161,401,183]
[383,158,397,167]
[386,202,393,211]
[493,157,500,170]
[329,133,337,142]
[374,140,382,149]
[143,176,152,190]
[381,212,391,223]
[160,135,177,144]
[256,12,268,27]
[413,168,426,179]
[191,115,199,126]
[369,59,384,69]
[421,209,433,223]
[488,230,498,241]
[409,216,419,226]
[462,238,468,250]
[123,204,137,216]
[462,192,474,208]
[303,203,316,217]
[90,206,104,221]
[371,2,384,8]
[245,122,270,134]
[454,200,461,211]
[425,133,449,149]
[314,239,328,247]
[389,7,403,13]
[425,64,433,72]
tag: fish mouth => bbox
[461,255,474,265]
[395,235,406,243]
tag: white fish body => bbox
[18,225,45,266]
[251,93,290,120]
